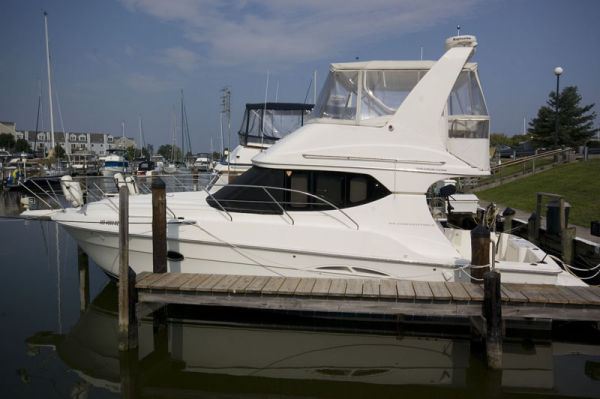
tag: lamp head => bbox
[554,67,563,76]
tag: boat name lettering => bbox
[100,220,119,226]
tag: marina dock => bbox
[134,272,600,322]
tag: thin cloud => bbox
[119,0,483,67]
[155,46,200,72]
[126,73,177,93]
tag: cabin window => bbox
[207,166,390,214]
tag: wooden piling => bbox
[152,177,167,274]
[561,226,576,265]
[77,246,90,313]
[470,224,490,282]
[118,185,138,351]
[502,207,515,234]
[193,167,199,191]
[528,213,538,245]
[483,270,502,369]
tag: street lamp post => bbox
[554,67,563,147]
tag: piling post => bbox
[528,213,538,244]
[152,177,167,274]
[193,167,199,191]
[483,270,502,369]
[77,246,90,313]
[470,224,490,282]
[118,185,138,351]
[502,207,515,234]
[561,227,576,265]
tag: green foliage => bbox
[53,144,66,159]
[0,133,16,150]
[475,159,600,227]
[490,133,511,146]
[529,86,598,147]
[157,144,181,161]
[14,138,31,152]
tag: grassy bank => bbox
[475,159,600,227]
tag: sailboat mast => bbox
[181,89,184,162]
[44,11,55,152]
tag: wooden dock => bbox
[134,272,600,322]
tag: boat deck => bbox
[135,272,600,322]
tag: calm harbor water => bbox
[1,190,599,398]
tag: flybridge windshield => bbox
[311,69,427,122]
[239,103,314,146]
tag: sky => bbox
[1,0,599,153]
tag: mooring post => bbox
[470,224,490,282]
[502,207,515,234]
[118,185,138,351]
[535,193,542,243]
[193,167,199,191]
[561,227,576,265]
[483,270,502,369]
[152,177,167,273]
[119,347,140,399]
[528,213,538,244]
[77,246,90,313]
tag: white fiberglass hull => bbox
[36,190,584,286]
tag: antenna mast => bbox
[44,11,55,152]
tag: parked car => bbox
[495,145,515,158]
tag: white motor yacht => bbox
[22,35,585,286]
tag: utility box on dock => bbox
[591,221,600,237]
[546,201,570,234]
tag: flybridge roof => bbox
[330,61,478,71]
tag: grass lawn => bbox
[475,159,600,227]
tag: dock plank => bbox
[244,276,270,294]
[147,273,182,289]
[396,280,415,299]
[429,282,452,301]
[178,274,211,291]
[295,278,316,296]
[229,275,255,292]
[261,277,286,294]
[278,278,301,295]
[136,272,168,289]
[328,279,346,296]
[311,279,332,296]
[564,286,600,305]
[345,279,363,297]
[211,275,241,292]
[554,286,593,305]
[362,280,380,298]
[501,284,528,303]
[162,273,196,290]
[412,281,433,300]
[135,271,151,284]
[444,282,471,301]
[380,280,397,299]
[511,284,549,304]
[461,283,484,301]
[196,274,225,292]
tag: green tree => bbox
[529,86,598,147]
[157,144,181,162]
[0,133,16,150]
[52,144,66,159]
[490,133,511,147]
[14,138,31,152]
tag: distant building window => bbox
[79,135,86,142]
[107,136,113,143]
[70,134,77,141]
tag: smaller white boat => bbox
[211,102,313,185]
[100,149,130,177]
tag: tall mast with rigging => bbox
[44,11,55,153]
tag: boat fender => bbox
[60,175,84,207]
[125,175,139,195]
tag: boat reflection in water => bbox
[25,283,600,398]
